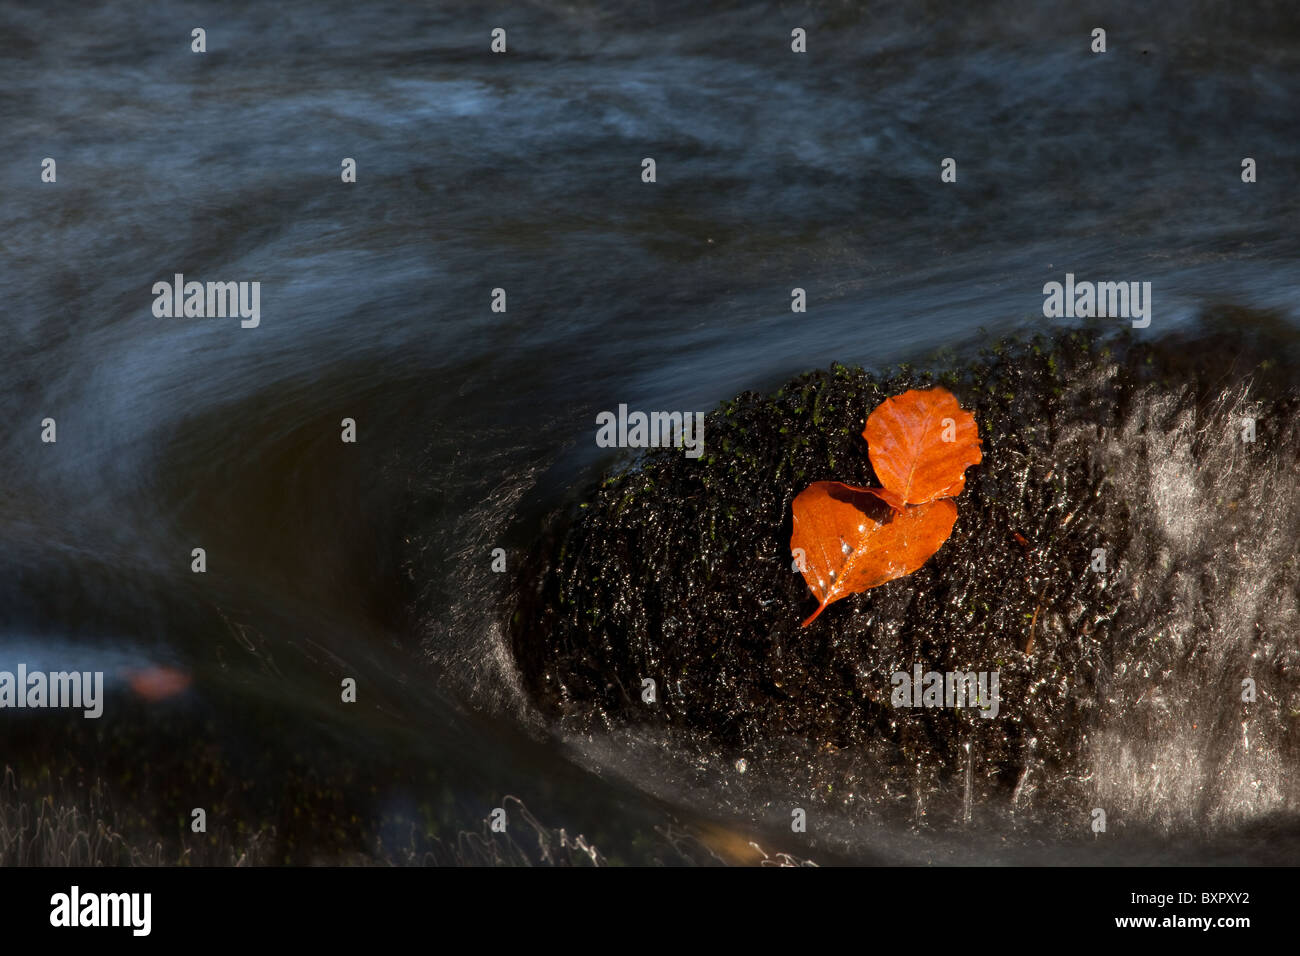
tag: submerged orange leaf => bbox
[126,666,192,701]
[791,482,957,627]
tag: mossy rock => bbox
[511,311,1300,826]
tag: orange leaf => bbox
[791,482,958,626]
[856,486,905,511]
[125,666,192,701]
[863,387,982,506]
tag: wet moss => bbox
[513,313,1300,814]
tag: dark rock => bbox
[511,311,1300,829]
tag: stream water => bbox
[1,0,1297,864]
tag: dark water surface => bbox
[1,0,1298,863]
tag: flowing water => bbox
[1,0,1297,863]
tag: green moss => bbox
[511,314,1300,803]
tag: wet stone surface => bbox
[512,315,1300,823]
